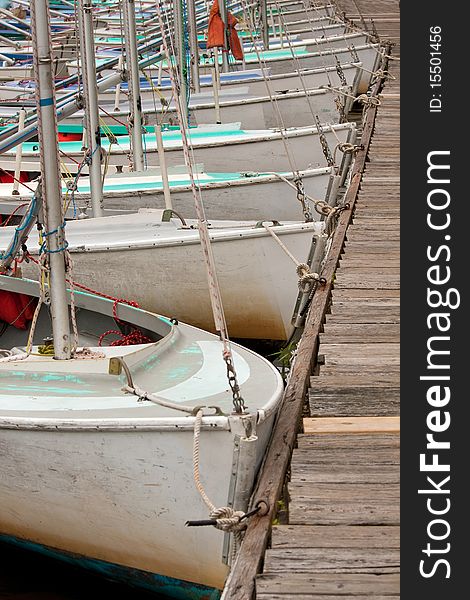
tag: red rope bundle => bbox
[22,254,152,347]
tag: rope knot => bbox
[296,263,321,293]
[338,142,357,154]
[356,94,381,107]
[209,507,247,533]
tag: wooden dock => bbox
[223,1,400,598]
[256,3,400,598]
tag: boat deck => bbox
[256,2,400,598]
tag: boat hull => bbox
[10,219,321,339]
[0,414,275,595]
[240,44,382,93]
[0,168,333,221]
[2,124,355,176]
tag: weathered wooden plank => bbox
[270,525,400,549]
[289,502,400,526]
[320,335,400,344]
[320,323,400,342]
[310,374,399,387]
[332,289,400,299]
[336,247,400,257]
[338,267,400,276]
[346,233,400,242]
[292,448,399,463]
[264,548,400,571]
[348,225,400,233]
[289,483,400,503]
[317,365,400,376]
[322,355,399,367]
[296,433,399,446]
[257,572,399,595]
[257,595,399,599]
[334,280,400,291]
[317,366,400,375]
[223,44,396,599]
[303,416,399,434]
[290,466,400,484]
[321,341,399,351]
[308,391,400,415]
[324,311,400,324]
[339,261,399,269]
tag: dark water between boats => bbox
[0,541,164,599]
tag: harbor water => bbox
[0,540,164,598]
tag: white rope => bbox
[155,1,245,412]
[262,225,324,293]
[192,408,246,545]
[64,250,79,353]
[263,223,300,266]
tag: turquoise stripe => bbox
[16,128,248,154]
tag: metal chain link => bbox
[334,96,346,123]
[349,44,360,63]
[314,116,334,167]
[224,352,246,414]
[293,176,313,222]
[370,19,380,43]
[335,57,347,87]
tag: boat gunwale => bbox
[45,220,325,253]
[2,122,355,156]
[0,166,333,201]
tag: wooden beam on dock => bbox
[303,416,400,434]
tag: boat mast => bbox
[77,0,104,217]
[31,0,71,359]
[260,0,270,50]
[187,0,200,93]
[122,0,145,171]
[218,0,230,72]
[173,0,189,127]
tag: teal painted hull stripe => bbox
[0,534,221,600]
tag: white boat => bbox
[0,165,335,221]
[235,43,383,92]
[0,210,325,339]
[58,85,346,129]
[115,62,362,111]
[0,62,361,116]
[0,273,284,597]
[0,1,320,597]
[0,122,356,175]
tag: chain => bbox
[294,176,313,222]
[314,116,334,167]
[224,350,246,414]
[370,19,380,43]
[334,96,346,123]
[335,57,348,87]
[155,1,246,417]
[349,44,360,63]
